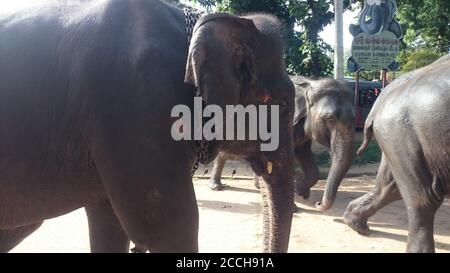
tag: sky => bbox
[0,0,49,13]
[1,0,358,50]
[320,9,359,51]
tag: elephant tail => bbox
[357,117,374,157]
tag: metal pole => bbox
[334,0,344,80]
[355,71,361,127]
[382,69,387,88]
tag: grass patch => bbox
[313,141,381,167]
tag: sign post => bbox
[351,31,400,71]
[346,0,402,128]
[334,0,344,80]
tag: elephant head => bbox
[185,13,295,252]
[359,0,397,35]
[292,77,355,211]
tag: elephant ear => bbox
[184,13,259,106]
[291,76,312,126]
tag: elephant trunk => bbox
[359,4,385,35]
[260,147,295,252]
[316,128,354,212]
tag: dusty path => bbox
[10,163,450,253]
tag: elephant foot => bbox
[343,209,370,236]
[209,180,225,191]
[292,202,300,213]
[131,245,148,253]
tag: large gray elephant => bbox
[0,0,296,252]
[208,77,356,211]
[343,54,450,252]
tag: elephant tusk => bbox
[267,161,273,174]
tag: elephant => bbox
[356,0,401,36]
[0,0,296,252]
[208,76,356,211]
[343,54,450,252]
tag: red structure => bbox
[344,76,383,129]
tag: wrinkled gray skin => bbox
[344,54,450,253]
[0,0,295,252]
[209,77,355,211]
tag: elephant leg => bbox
[95,172,198,252]
[208,152,227,191]
[343,154,401,235]
[98,172,198,252]
[0,222,43,252]
[92,140,198,252]
[395,176,440,252]
[404,204,440,253]
[85,199,130,253]
[294,140,319,199]
[380,140,443,252]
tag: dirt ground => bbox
[10,162,450,253]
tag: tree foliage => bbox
[397,47,445,72]
[396,0,450,53]
[182,0,449,78]
[384,0,448,74]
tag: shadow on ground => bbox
[196,174,450,252]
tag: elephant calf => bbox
[208,76,356,211]
[343,54,450,253]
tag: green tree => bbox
[397,47,445,72]
[290,0,334,77]
[396,0,450,53]
[394,0,448,73]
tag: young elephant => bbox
[209,77,356,210]
[344,54,450,252]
